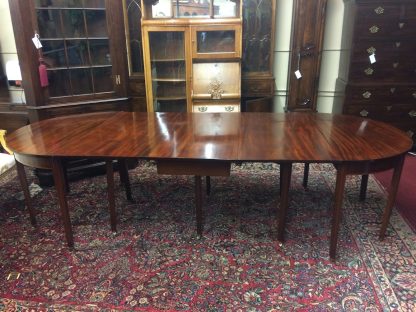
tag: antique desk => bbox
[6,112,412,260]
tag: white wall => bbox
[0,0,24,104]
[273,0,344,113]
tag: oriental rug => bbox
[0,162,415,311]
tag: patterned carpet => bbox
[0,162,415,311]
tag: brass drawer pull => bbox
[409,110,416,118]
[390,88,396,94]
[198,106,208,112]
[367,47,376,54]
[369,25,379,33]
[393,62,399,68]
[360,109,369,117]
[374,6,384,14]
[362,91,372,99]
[407,130,414,138]
[395,42,401,48]
[412,92,416,98]
[386,105,392,111]
[364,68,374,75]
[398,22,405,29]
[224,106,235,112]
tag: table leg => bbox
[379,154,405,240]
[359,174,369,201]
[51,157,74,248]
[195,175,203,236]
[277,162,292,242]
[15,161,37,226]
[118,159,132,201]
[302,163,310,188]
[106,160,117,232]
[330,163,347,260]
[206,176,211,196]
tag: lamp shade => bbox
[5,60,22,81]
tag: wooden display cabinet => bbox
[141,0,242,113]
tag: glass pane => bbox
[149,32,184,60]
[70,68,93,94]
[83,0,105,8]
[47,69,71,97]
[86,10,108,37]
[93,67,113,93]
[173,0,210,18]
[152,0,172,18]
[153,99,187,112]
[62,9,86,37]
[152,81,186,99]
[125,0,144,73]
[66,39,90,66]
[37,9,63,38]
[151,60,185,80]
[89,39,111,65]
[35,0,83,7]
[41,40,67,67]
[242,0,273,73]
[214,0,237,17]
[197,30,235,53]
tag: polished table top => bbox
[6,111,413,162]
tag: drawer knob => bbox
[364,67,374,75]
[386,105,392,111]
[390,88,396,94]
[398,22,405,29]
[395,42,401,48]
[367,47,376,54]
[407,130,414,138]
[362,91,372,99]
[224,106,235,112]
[409,110,416,118]
[360,109,369,117]
[198,106,208,112]
[369,25,379,34]
[374,6,384,14]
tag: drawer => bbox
[345,85,416,104]
[343,103,416,123]
[193,100,240,113]
[129,81,146,96]
[354,18,416,40]
[348,60,416,83]
[353,40,416,58]
[356,4,416,20]
[242,79,274,96]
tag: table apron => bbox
[156,159,231,176]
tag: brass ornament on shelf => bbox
[409,110,416,118]
[197,106,208,112]
[224,106,235,112]
[367,47,376,54]
[362,91,372,98]
[208,78,224,100]
[364,67,374,75]
[369,25,379,33]
[360,109,369,117]
[374,6,384,14]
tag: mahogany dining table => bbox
[6,112,412,260]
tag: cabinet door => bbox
[191,25,241,59]
[143,28,190,112]
[9,0,129,120]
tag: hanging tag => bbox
[294,70,302,79]
[32,33,42,49]
[369,53,376,64]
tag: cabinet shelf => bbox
[155,96,187,101]
[152,78,186,82]
[151,58,185,62]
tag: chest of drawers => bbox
[339,0,416,143]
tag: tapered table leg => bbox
[277,162,292,242]
[106,160,116,232]
[15,161,37,226]
[206,176,211,196]
[195,175,203,236]
[302,163,310,188]
[118,159,132,201]
[379,154,405,240]
[359,174,369,201]
[330,163,347,260]
[51,157,73,248]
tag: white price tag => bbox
[294,70,302,79]
[32,34,42,49]
[369,53,376,64]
